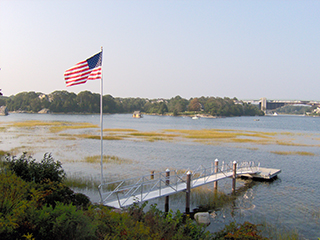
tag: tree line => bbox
[0,91,264,117]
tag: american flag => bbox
[64,51,102,87]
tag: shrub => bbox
[34,180,91,209]
[213,221,268,240]
[30,203,96,240]
[4,153,65,183]
[0,171,39,239]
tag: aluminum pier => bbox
[98,161,280,209]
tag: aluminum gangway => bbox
[98,161,260,209]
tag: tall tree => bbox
[188,98,201,111]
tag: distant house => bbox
[132,111,142,118]
[313,107,320,114]
[38,94,48,100]
[0,106,8,116]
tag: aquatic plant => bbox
[270,151,316,156]
[83,155,134,164]
[7,120,98,133]
[64,173,100,190]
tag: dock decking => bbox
[98,161,280,209]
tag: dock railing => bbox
[98,161,260,208]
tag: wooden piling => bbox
[186,171,191,214]
[165,169,170,212]
[214,159,218,190]
[232,161,237,193]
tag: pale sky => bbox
[0,0,319,101]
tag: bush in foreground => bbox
[0,153,270,239]
[4,152,65,183]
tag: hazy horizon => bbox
[1,1,319,101]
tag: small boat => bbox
[132,111,142,118]
[192,116,199,120]
[254,119,260,121]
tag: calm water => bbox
[1,113,320,238]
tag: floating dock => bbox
[239,167,281,180]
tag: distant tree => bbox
[6,91,43,112]
[158,102,168,115]
[143,101,168,114]
[49,91,77,113]
[103,94,117,113]
[167,95,188,113]
[188,98,201,111]
[0,96,6,106]
[76,91,100,113]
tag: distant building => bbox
[132,111,142,118]
[260,97,267,111]
[0,106,8,116]
[38,94,48,100]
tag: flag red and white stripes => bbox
[64,51,102,87]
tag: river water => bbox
[0,113,319,238]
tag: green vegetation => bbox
[0,152,303,239]
[276,105,311,115]
[83,155,134,164]
[0,153,214,239]
[64,173,100,190]
[2,90,264,117]
[270,151,316,156]
[213,221,267,240]
[4,152,66,183]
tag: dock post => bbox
[150,171,154,180]
[165,169,170,213]
[214,159,219,190]
[186,171,191,214]
[232,161,237,193]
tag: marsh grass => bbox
[103,128,138,132]
[146,137,175,142]
[9,120,63,128]
[49,122,98,133]
[229,138,270,144]
[83,155,134,164]
[76,134,123,140]
[164,129,276,142]
[246,147,259,150]
[4,120,320,150]
[0,150,8,156]
[261,222,300,240]
[191,187,235,210]
[9,146,35,155]
[8,120,99,133]
[129,132,178,138]
[64,173,100,190]
[271,151,316,156]
[275,141,315,147]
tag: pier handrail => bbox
[98,161,261,208]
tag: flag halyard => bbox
[64,51,102,87]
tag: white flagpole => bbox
[100,47,104,186]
